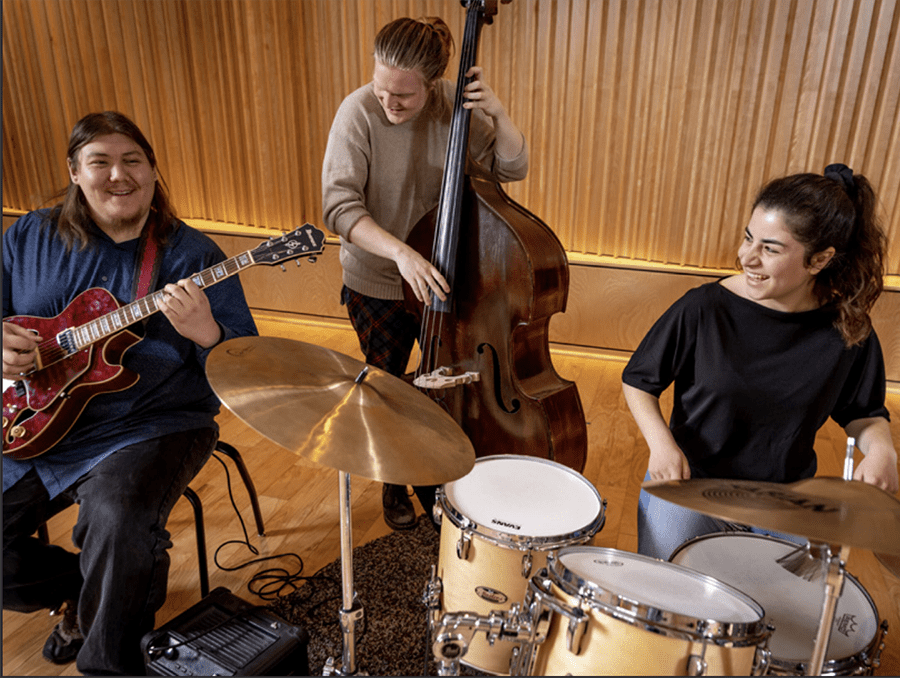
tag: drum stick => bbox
[843,437,855,481]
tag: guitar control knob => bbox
[9,425,27,439]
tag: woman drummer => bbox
[622,164,899,560]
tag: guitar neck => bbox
[65,250,256,353]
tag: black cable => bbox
[207,453,342,617]
[147,457,352,668]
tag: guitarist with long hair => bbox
[2,111,258,675]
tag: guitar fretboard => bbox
[66,250,255,352]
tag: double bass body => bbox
[405,163,587,473]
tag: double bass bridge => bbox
[413,366,481,390]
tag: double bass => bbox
[404,0,587,473]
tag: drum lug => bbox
[751,625,774,676]
[687,654,708,676]
[530,571,587,654]
[521,552,533,579]
[565,613,588,655]
[456,530,472,560]
[752,644,772,676]
[870,618,889,669]
[526,574,555,642]
[424,565,443,613]
[687,638,710,676]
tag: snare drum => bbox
[670,532,888,675]
[434,455,605,675]
[516,546,772,676]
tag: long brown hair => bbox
[373,17,455,118]
[48,111,178,250]
[751,165,886,347]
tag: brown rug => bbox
[268,517,486,676]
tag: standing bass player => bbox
[2,111,258,675]
[322,16,528,531]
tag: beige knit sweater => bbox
[321,79,529,300]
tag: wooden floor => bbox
[3,320,900,676]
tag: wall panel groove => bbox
[3,0,898,273]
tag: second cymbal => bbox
[643,476,900,556]
[206,336,476,486]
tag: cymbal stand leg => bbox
[808,544,849,675]
[325,471,365,676]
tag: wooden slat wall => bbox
[2,0,899,274]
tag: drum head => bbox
[556,546,764,624]
[670,533,879,663]
[442,455,603,539]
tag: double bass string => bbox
[415,2,483,394]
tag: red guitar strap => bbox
[132,228,163,302]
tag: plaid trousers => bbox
[341,285,419,378]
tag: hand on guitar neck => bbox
[156,278,222,349]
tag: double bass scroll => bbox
[403,0,587,473]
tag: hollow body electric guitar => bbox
[2,224,325,460]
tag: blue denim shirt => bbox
[3,210,258,498]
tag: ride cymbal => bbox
[643,477,900,556]
[206,336,475,486]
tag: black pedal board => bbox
[141,587,310,676]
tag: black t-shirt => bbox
[622,281,889,482]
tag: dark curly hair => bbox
[751,165,886,347]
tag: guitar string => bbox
[18,230,321,376]
[26,257,248,371]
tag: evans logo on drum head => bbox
[491,518,522,531]
[592,558,625,567]
[475,586,508,604]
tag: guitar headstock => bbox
[251,223,326,265]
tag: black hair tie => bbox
[824,163,857,200]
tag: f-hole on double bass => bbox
[403,0,587,473]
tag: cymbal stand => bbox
[808,436,855,675]
[808,543,850,675]
[323,470,366,676]
[324,367,370,676]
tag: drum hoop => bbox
[770,619,889,675]
[436,455,606,550]
[669,530,804,562]
[549,548,772,647]
[671,531,886,672]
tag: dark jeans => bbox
[3,427,217,676]
[341,286,438,520]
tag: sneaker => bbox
[382,483,417,530]
[43,599,83,664]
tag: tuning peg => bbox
[280,264,286,272]
[307,257,317,264]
